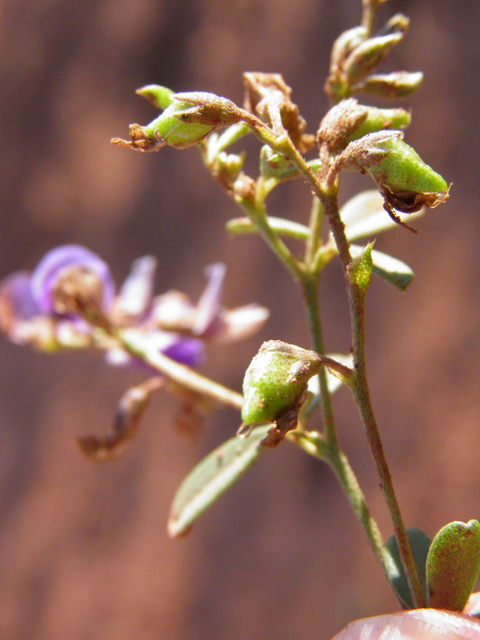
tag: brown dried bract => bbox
[243,72,314,153]
[317,98,369,155]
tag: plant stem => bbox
[236,186,304,281]
[322,187,426,609]
[291,430,398,584]
[115,329,244,411]
[348,282,425,608]
[305,196,324,266]
[361,0,379,36]
[302,273,337,446]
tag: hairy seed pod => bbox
[338,131,449,216]
[241,340,323,426]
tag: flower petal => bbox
[193,263,226,337]
[211,304,270,344]
[0,271,39,326]
[332,609,480,640]
[115,256,157,318]
[30,245,115,314]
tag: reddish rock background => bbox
[0,1,479,638]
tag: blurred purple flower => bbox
[150,262,269,343]
[30,244,115,314]
[112,255,157,322]
[0,246,269,368]
[105,330,205,370]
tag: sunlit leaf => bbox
[168,425,270,538]
[340,190,425,242]
[226,216,309,240]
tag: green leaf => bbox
[168,425,270,538]
[386,528,431,609]
[426,519,480,612]
[226,216,310,241]
[350,244,414,291]
[340,190,426,242]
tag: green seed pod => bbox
[344,106,411,144]
[241,340,323,426]
[337,131,450,219]
[111,101,215,151]
[367,133,449,213]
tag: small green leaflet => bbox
[350,244,414,291]
[426,519,480,612]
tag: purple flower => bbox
[112,255,157,322]
[30,245,115,315]
[0,247,269,369]
[105,330,205,370]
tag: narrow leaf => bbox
[168,425,270,538]
[427,519,480,612]
[386,528,431,609]
[340,190,425,242]
[350,244,414,291]
[226,216,309,240]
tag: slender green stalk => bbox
[116,329,244,410]
[292,430,398,584]
[205,109,424,606]
[361,0,381,36]
[321,187,425,609]
[304,196,324,266]
[348,284,425,608]
[302,273,338,446]
[235,189,304,281]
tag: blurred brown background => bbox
[0,1,479,638]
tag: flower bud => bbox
[345,32,404,86]
[317,99,410,154]
[325,27,368,102]
[360,72,424,99]
[213,151,245,191]
[378,13,410,37]
[260,145,291,179]
[330,26,368,71]
[241,340,322,427]
[135,84,175,110]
